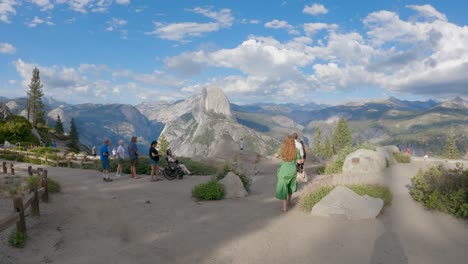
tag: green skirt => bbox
[275,160,297,200]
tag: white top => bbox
[295,139,304,158]
[117,145,125,159]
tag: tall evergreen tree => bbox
[444,128,460,159]
[322,136,334,159]
[27,67,45,127]
[332,117,352,154]
[67,118,80,151]
[312,128,322,157]
[55,115,64,135]
[158,133,169,155]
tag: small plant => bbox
[8,230,26,248]
[215,162,251,191]
[324,146,353,174]
[192,179,225,200]
[393,152,411,163]
[299,185,334,212]
[26,176,40,191]
[47,178,61,193]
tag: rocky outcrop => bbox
[342,149,387,175]
[376,146,399,166]
[219,172,247,198]
[311,186,384,220]
[0,103,12,121]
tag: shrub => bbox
[26,176,41,191]
[47,178,61,193]
[393,152,411,163]
[8,231,26,248]
[410,164,468,218]
[324,146,353,174]
[192,179,225,200]
[348,185,392,206]
[299,185,334,212]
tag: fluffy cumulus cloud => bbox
[106,17,128,39]
[26,15,54,27]
[0,0,18,23]
[0,42,16,54]
[165,4,468,101]
[303,3,328,16]
[30,0,54,11]
[146,7,234,42]
[53,0,128,13]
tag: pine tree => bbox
[158,133,169,155]
[67,118,80,151]
[27,67,45,127]
[444,128,460,159]
[312,128,322,157]
[322,136,334,159]
[55,115,64,135]
[332,117,352,154]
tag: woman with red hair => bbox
[275,135,301,212]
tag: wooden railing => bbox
[0,169,49,235]
[0,148,99,169]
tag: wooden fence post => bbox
[41,170,49,203]
[37,168,43,176]
[28,166,33,176]
[9,163,14,175]
[31,188,40,216]
[13,197,26,234]
[2,162,6,173]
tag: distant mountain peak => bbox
[452,96,465,105]
[200,87,232,118]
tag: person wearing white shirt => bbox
[292,133,304,163]
[116,140,125,177]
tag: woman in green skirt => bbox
[274,135,301,212]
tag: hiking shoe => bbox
[106,178,113,182]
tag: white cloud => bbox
[30,0,54,11]
[26,15,54,27]
[241,18,260,24]
[106,17,128,38]
[116,0,130,5]
[0,42,16,54]
[265,19,299,35]
[303,22,338,36]
[146,7,234,42]
[303,3,328,16]
[407,4,447,22]
[0,0,18,23]
[54,0,127,13]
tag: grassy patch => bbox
[393,152,411,163]
[8,230,26,248]
[410,164,468,218]
[26,176,40,191]
[299,184,392,212]
[192,179,225,200]
[348,185,392,206]
[47,178,61,193]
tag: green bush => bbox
[348,185,392,206]
[47,178,61,193]
[8,230,26,248]
[192,179,225,200]
[393,152,411,163]
[215,162,251,191]
[410,164,468,218]
[299,185,334,212]
[26,176,41,190]
[324,146,353,174]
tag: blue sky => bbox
[0,0,467,105]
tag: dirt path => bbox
[0,159,467,264]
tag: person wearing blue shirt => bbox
[100,139,113,182]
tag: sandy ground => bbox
[0,157,467,264]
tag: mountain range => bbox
[1,91,466,158]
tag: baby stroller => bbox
[162,157,185,180]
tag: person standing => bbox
[100,139,112,182]
[92,146,97,157]
[149,140,162,182]
[292,133,304,163]
[240,138,244,151]
[128,136,140,179]
[116,140,125,177]
[274,135,301,212]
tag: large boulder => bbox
[343,149,387,175]
[311,186,384,220]
[0,103,11,121]
[219,172,247,198]
[376,145,399,166]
